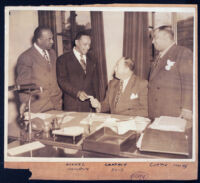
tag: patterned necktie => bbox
[80,54,86,74]
[42,50,50,64]
[114,80,123,107]
[153,54,161,69]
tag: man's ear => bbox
[36,38,41,45]
[75,40,78,46]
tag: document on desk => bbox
[149,116,187,132]
[80,113,114,124]
[7,141,45,156]
[116,120,137,135]
[60,115,75,124]
[24,112,53,120]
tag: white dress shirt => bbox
[73,47,87,64]
[34,43,50,60]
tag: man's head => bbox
[33,26,54,50]
[114,57,134,80]
[74,31,91,55]
[152,26,174,52]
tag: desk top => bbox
[7,110,192,159]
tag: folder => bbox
[139,128,189,156]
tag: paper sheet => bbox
[80,113,112,124]
[24,112,52,120]
[136,133,144,148]
[60,115,75,124]
[149,116,187,132]
[7,141,45,156]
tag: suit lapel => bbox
[85,56,94,77]
[71,52,86,75]
[121,74,137,101]
[114,74,137,112]
[32,46,50,67]
[150,44,177,81]
[110,80,121,111]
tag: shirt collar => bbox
[34,43,45,56]
[122,75,131,83]
[160,42,176,58]
[73,47,86,61]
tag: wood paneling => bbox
[177,17,193,52]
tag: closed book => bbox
[140,128,189,156]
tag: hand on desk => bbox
[89,97,101,112]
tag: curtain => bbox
[38,11,58,56]
[123,12,150,80]
[90,11,108,101]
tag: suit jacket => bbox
[56,51,98,112]
[148,44,193,119]
[16,46,62,113]
[100,74,148,117]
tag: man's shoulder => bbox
[17,46,36,63]
[172,45,192,54]
[134,75,148,87]
[109,78,119,86]
[19,46,35,57]
[57,51,74,61]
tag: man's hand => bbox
[90,97,101,112]
[77,91,88,101]
[19,103,27,118]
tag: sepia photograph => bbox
[4,4,198,180]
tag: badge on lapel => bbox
[130,93,138,100]
[165,59,175,70]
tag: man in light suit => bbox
[56,31,98,112]
[16,26,62,116]
[148,26,193,121]
[90,57,148,117]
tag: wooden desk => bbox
[7,111,192,159]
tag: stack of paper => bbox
[99,117,150,135]
[149,116,187,132]
[80,113,113,124]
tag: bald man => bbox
[90,57,148,117]
[148,26,193,121]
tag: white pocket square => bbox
[165,59,175,70]
[130,93,138,100]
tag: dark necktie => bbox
[80,54,86,74]
[42,50,50,64]
[114,80,123,107]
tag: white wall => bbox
[7,10,38,136]
[103,12,124,82]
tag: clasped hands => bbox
[77,91,101,111]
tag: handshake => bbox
[77,91,101,112]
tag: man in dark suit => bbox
[90,57,148,117]
[16,26,62,116]
[56,31,98,112]
[148,26,193,121]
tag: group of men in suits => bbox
[16,25,193,122]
